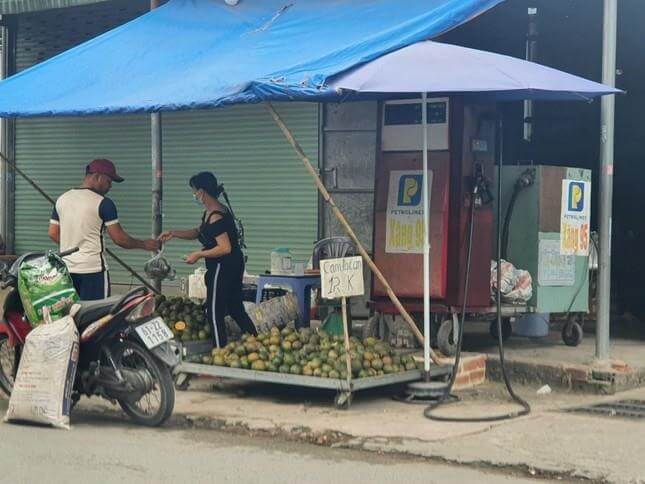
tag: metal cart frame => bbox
[370,299,536,355]
[173,361,451,409]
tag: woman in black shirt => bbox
[159,172,257,347]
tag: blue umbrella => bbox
[329,40,621,377]
[329,40,621,101]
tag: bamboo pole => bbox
[0,151,160,294]
[265,103,449,366]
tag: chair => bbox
[253,237,356,330]
[312,236,356,269]
[312,237,357,335]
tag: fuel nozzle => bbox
[473,163,494,206]
[515,168,536,190]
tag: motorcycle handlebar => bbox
[0,247,80,287]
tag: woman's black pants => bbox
[205,261,257,348]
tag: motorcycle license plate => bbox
[135,317,174,349]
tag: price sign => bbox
[320,256,364,300]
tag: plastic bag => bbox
[491,259,533,303]
[5,311,80,430]
[144,247,176,281]
[188,267,207,299]
[18,252,78,326]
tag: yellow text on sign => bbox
[386,218,424,253]
[561,222,589,255]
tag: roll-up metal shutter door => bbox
[162,106,319,276]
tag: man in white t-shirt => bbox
[48,159,158,300]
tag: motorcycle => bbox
[0,249,180,427]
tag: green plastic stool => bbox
[321,310,352,337]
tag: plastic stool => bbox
[255,274,321,328]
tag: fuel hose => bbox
[424,121,531,422]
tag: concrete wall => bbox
[320,101,378,317]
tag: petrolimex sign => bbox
[385,170,433,254]
[560,179,591,256]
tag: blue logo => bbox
[398,175,423,206]
[568,182,585,212]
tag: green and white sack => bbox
[17,252,78,326]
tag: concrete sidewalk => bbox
[80,378,645,483]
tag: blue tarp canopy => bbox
[0,0,503,117]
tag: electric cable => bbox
[564,233,599,318]
[424,119,531,422]
[560,230,598,344]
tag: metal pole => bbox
[0,19,15,255]
[151,0,162,292]
[523,7,538,144]
[596,0,617,363]
[151,113,162,239]
[422,93,431,376]
[0,24,8,250]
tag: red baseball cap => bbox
[86,158,124,183]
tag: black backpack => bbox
[221,188,247,262]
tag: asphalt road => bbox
[0,400,553,484]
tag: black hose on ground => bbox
[424,120,531,422]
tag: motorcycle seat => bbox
[75,296,122,329]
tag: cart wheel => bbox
[437,319,457,357]
[490,318,512,343]
[174,373,192,391]
[567,313,585,329]
[334,391,353,410]
[562,320,584,347]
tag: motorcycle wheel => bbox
[114,340,175,427]
[0,334,20,396]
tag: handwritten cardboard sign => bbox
[320,256,364,300]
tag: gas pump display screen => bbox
[384,102,447,125]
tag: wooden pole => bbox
[265,103,449,366]
[341,297,353,391]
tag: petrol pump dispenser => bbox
[496,165,592,345]
[371,98,498,324]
